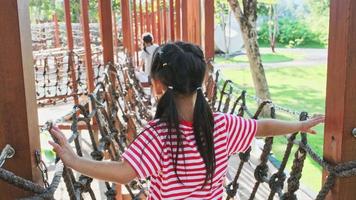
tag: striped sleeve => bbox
[122,124,162,179]
[224,114,257,155]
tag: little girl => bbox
[49,41,324,199]
[136,33,159,85]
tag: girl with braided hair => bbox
[49,41,324,199]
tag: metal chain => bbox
[218,71,302,117]
[34,150,50,188]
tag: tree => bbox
[262,0,278,52]
[227,0,271,114]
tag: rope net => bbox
[34,48,105,106]
[209,70,356,200]
[1,62,356,199]
[31,23,101,51]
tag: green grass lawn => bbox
[221,65,327,192]
[258,41,327,49]
[215,51,303,64]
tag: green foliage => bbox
[29,0,101,23]
[258,18,326,47]
[42,149,56,163]
[214,0,230,25]
[304,0,330,46]
[256,0,329,48]
[29,0,62,22]
[305,0,330,16]
[215,0,279,25]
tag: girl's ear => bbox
[152,78,165,98]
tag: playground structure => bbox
[0,0,356,200]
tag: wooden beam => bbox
[169,0,175,41]
[80,0,95,92]
[0,0,42,198]
[121,0,133,56]
[181,0,188,41]
[163,0,167,42]
[139,0,144,37]
[151,0,156,40]
[186,0,201,45]
[204,0,214,60]
[98,0,114,64]
[64,0,74,50]
[157,0,161,44]
[64,0,79,105]
[145,0,150,33]
[324,0,356,199]
[53,13,61,48]
[175,0,181,40]
[133,0,139,65]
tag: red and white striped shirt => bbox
[122,113,257,199]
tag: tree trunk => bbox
[269,4,278,53]
[228,0,271,115]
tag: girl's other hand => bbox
[49,126,78,167]
[300,115,325,134]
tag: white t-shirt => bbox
[140,44,159,75]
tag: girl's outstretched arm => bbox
[49,126,137,184]
[256,115,325,137]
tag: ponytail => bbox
[193,87,215,188]
[154,87,184,183]
[143,44,148,54]
[151,42,216,189]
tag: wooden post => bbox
[175,0,181,40]
[139,0,144,36]
[64,0,74,50]
[98,0,114,64]
[0,0,42,198]
[181,0,188,41]
[163,0,167,42]
[64,0,79,105]
[98,0,117,91]
[145,0,150,33]
[151,0,156,40]
[121,0,133,56]
[157,0,161,44]
[186,0,201,45]
[169,0,175,41]
[323,0,356,199]
[80,0,95,92]
[53,13,61,48]
[133,0,139,66]
[204,0,214,60]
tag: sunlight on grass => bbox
[222,65,327,192]
[215,52,303,64]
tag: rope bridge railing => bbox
[31,23,101,51]
[34,47,105,106]
[207,70,356,200]
[3,62,356,199]
[1,56,153,199]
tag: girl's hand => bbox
[300,115,325,134]
[49,126,78,167]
